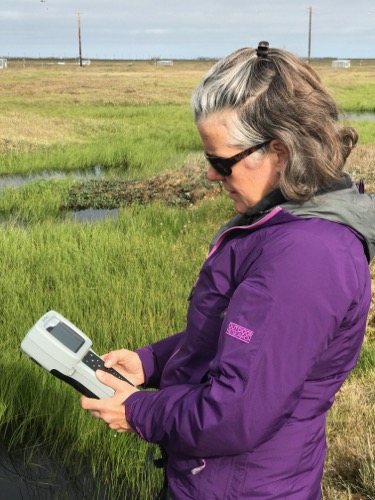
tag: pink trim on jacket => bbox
[208,207,283,258]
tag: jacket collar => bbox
[210,174,375,260]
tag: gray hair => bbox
[192,47,358,201]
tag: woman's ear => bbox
[269,140,289,171]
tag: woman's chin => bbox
[233,202,248,214]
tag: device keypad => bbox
[82,351,134,386]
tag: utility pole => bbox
[77,11,83,67]
[307,6,312,64]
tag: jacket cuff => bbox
[135,346,159,387]
[124,392,148,440]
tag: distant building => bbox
[0,58,7,69]
[156,60,174,66]
[332,59,351,69]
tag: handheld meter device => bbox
[21,310,135,399]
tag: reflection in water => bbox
[0,209,121,226]
[0,165,103,190]
[0,445,106,500]
[341,112,375,121]
[70,208,120,222]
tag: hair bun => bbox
[257,41,269,58]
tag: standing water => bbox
[0,165,104,190]
[341,112,375,121]
[0,444,107,499]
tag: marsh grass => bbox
[0,202,223,497]
[0,179,67,223]
[0,59,374,498]
[0,60,207,177]
[323,377,375,500]
[0,105,201,177]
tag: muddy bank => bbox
[62,163,221,211]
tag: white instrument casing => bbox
[21,311,134,399]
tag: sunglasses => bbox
[204,140,272,176]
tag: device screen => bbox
[47,322,84,353]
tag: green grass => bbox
[344,120,375,145]
[331,84,375,113]
[0,179,67,223]
[353,344,375,377]
[0,104,201,177]
[0,200,227,497]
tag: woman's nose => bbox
[207,166,225,182]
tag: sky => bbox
[1,0,374,60]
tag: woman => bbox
[81,42,375,499]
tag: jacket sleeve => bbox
[124,232,369,457]
[136,331,186,388]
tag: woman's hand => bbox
[101,349,146,387]
[81,370,139,432]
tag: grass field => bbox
[0,58,374,499]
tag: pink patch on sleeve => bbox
[226,322,254,343]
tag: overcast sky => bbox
[1,0,374,60]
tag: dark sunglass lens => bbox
[205,157,231,176]
[213,162,231,176]
[219,164,231,176]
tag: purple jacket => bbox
[125,187,374,499]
